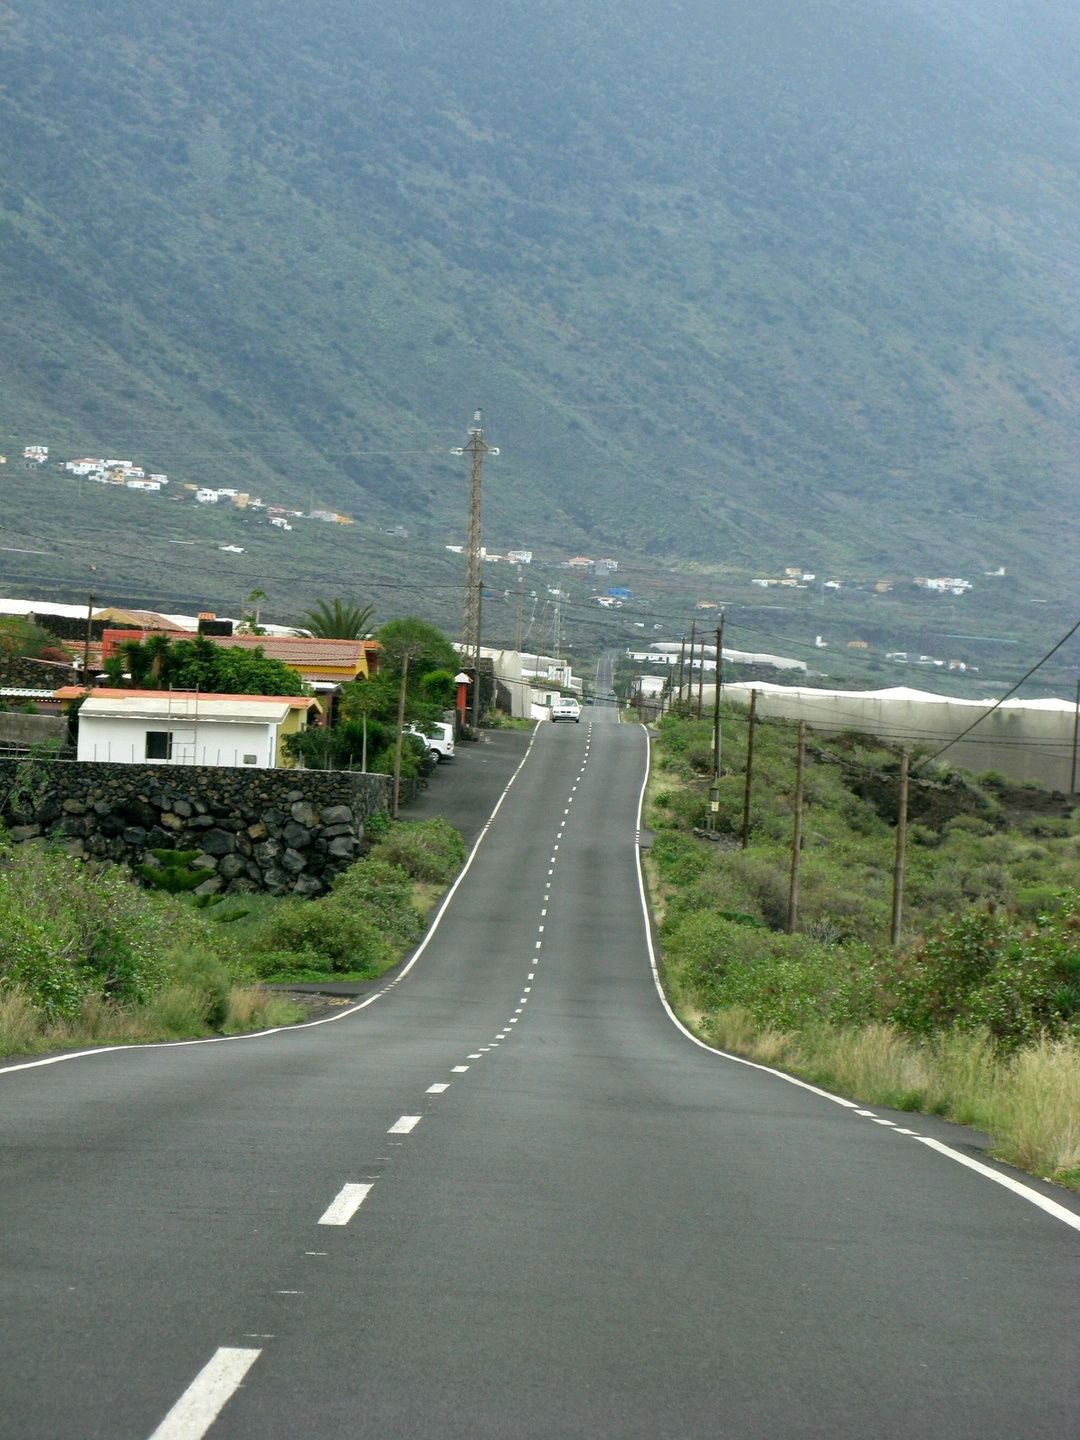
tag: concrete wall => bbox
[0,711,68,749]
[713,683,1078,792]
[0,759,393,895]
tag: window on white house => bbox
[145,731,173,760]
[242,754,257,765]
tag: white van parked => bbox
[405,721,455,761]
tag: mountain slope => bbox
[1,0,1077,583]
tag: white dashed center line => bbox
[388,1115,421,1134]
[427,1082,450,1094]
[451,1065,469,1073]
[148,1347,261,1440]
[317,1183,373,1226]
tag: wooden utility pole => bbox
[471,578,483,730]
[391,652,409,819]
[687,621,697,713]
[741,689,758,849]
[786,721,806,934]
[514,574,524,653]
[676,635,687,708]
[696,628,706,718]
[82,593,95,678]
[890,750,910,946]
[712,623,723,782]
[1072,676,1080,795]
[716,608,725,701]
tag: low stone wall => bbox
[0,759,393,896]
[0,655,77,688]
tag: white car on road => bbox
[550,699,581,723]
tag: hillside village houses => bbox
[915,576,973,595]
[16,438,361,529]
[445,544,533,565]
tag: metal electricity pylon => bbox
[451,410,499,669]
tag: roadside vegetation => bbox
[645,708,1080,1188]
[0,815,466,1056]
[284,617,458,779]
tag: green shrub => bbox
[250,897,391,976]
[161,946,232,1028]
[651,830,710,886]
[331,858,424,943]
[136,848,206,893]
[368,817,466,884]
[889,894,1080,1047]
[0,846,172,1017]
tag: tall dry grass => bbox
[0,984,302,1058]
[989,1039,1080,1180]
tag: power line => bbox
[915,618,1080,769]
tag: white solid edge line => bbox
[1,723,545,1077]
[147,1346,260,1440]
[317,1182,373,1226]
[632,723,1080,1235]
[914,1136,1080,1233]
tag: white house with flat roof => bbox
[63,689,319,768]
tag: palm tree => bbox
[298,599,375,639]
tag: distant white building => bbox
[22,445,48,462]
[507,549,533,564]
[270,516,292,530]
[195,489,219,504]
[126,478,161,492]
[915,576,972,595]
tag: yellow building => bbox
[209,635,378,686]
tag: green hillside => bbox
[1,0,1077,590]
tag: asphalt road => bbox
[2,707,1078,1439]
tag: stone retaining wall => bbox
[0,759,393,896]
[0,655,78,688]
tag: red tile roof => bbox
[210,635,370,666]
[53,686,318,708]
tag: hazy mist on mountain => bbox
[1,0,1076,581]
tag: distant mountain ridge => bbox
[1,0,1077,587]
